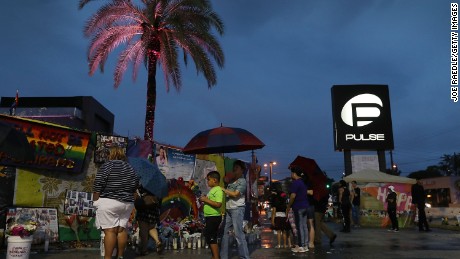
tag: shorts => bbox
[273,217,290,231]
[204,216,222,244]
[306,206,315,219]
[94,197,134,230]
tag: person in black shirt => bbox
[270,188,291,248]
[350,181,361,227]
[386,186,399,232]
[135,186,163,255]
[411,179,431,231]
[313,195,337,245]
[338,180,351,233]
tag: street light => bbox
[264,161,277,187]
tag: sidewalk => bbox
[2,221,460,258]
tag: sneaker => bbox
[291,245,306,253]
[387,228,394,232]
[393,229,399,232]
[303,246,310,252]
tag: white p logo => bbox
[341,94,383,127]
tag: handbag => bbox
[135,189,157,210]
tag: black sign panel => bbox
[331,85,394,150]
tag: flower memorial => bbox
[6,220,37,238]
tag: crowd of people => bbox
[264,171,432,254]
[92,147,431,258]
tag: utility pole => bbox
[390,150,394,172]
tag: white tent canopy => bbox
[343,169,416,184]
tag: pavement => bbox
[2,216,460,259]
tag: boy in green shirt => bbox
[199,171,223,259]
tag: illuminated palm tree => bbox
[79,0,224,140]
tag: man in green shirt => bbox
[200,171,223,259]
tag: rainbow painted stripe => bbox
[161,185,199,220]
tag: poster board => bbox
[0,115,91,173]
[94,134,128,163]
[351,155,379,173]
[6,207,59,244]
[154,143,196,181]
[64,190,96,217]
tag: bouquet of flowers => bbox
[6,220,37,238]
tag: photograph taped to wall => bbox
[94,134,128,163]
[64,190,95,217]
[6,207,59,244]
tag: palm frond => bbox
[132,42,147,82]
[88,25,141,76]
[114,40,144,87]
[159,31,181,91]
[84,1,144,37]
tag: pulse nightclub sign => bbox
[331,85,394,151]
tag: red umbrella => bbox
[289,156,328,201]
[183,125,265,154]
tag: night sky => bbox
[0,0,457,181]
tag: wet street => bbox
[2,214,460,259]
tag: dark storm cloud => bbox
[0,0,456,180]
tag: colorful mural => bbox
[359,182,415,228]
[0,166,16,229]
[161,179,200,221]
[13,165,101,242]
[5,133,237,241]
[0,115,91,173]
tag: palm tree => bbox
[79,0,224,141]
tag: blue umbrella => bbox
[128,157,168,198]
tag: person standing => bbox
[386,186,399,232]
[411,179,431,232]
[220,160,250,259]
[270,188,290,249]
[200,171,224,259]
[305,186,315,249]
[338,180,351,233]
[350,181,361,227]
[313,195,337,245]
[93,147,139,259]
[286,166,309,253]
[135,186,163,256]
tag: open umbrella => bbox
[183,125,265,154]
[289,156,328,201]
[128,157,168,198]
[0,121,35,162]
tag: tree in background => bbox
[439,153,460,176]
[79,0,225,141]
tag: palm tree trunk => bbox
[144,52,157,141]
